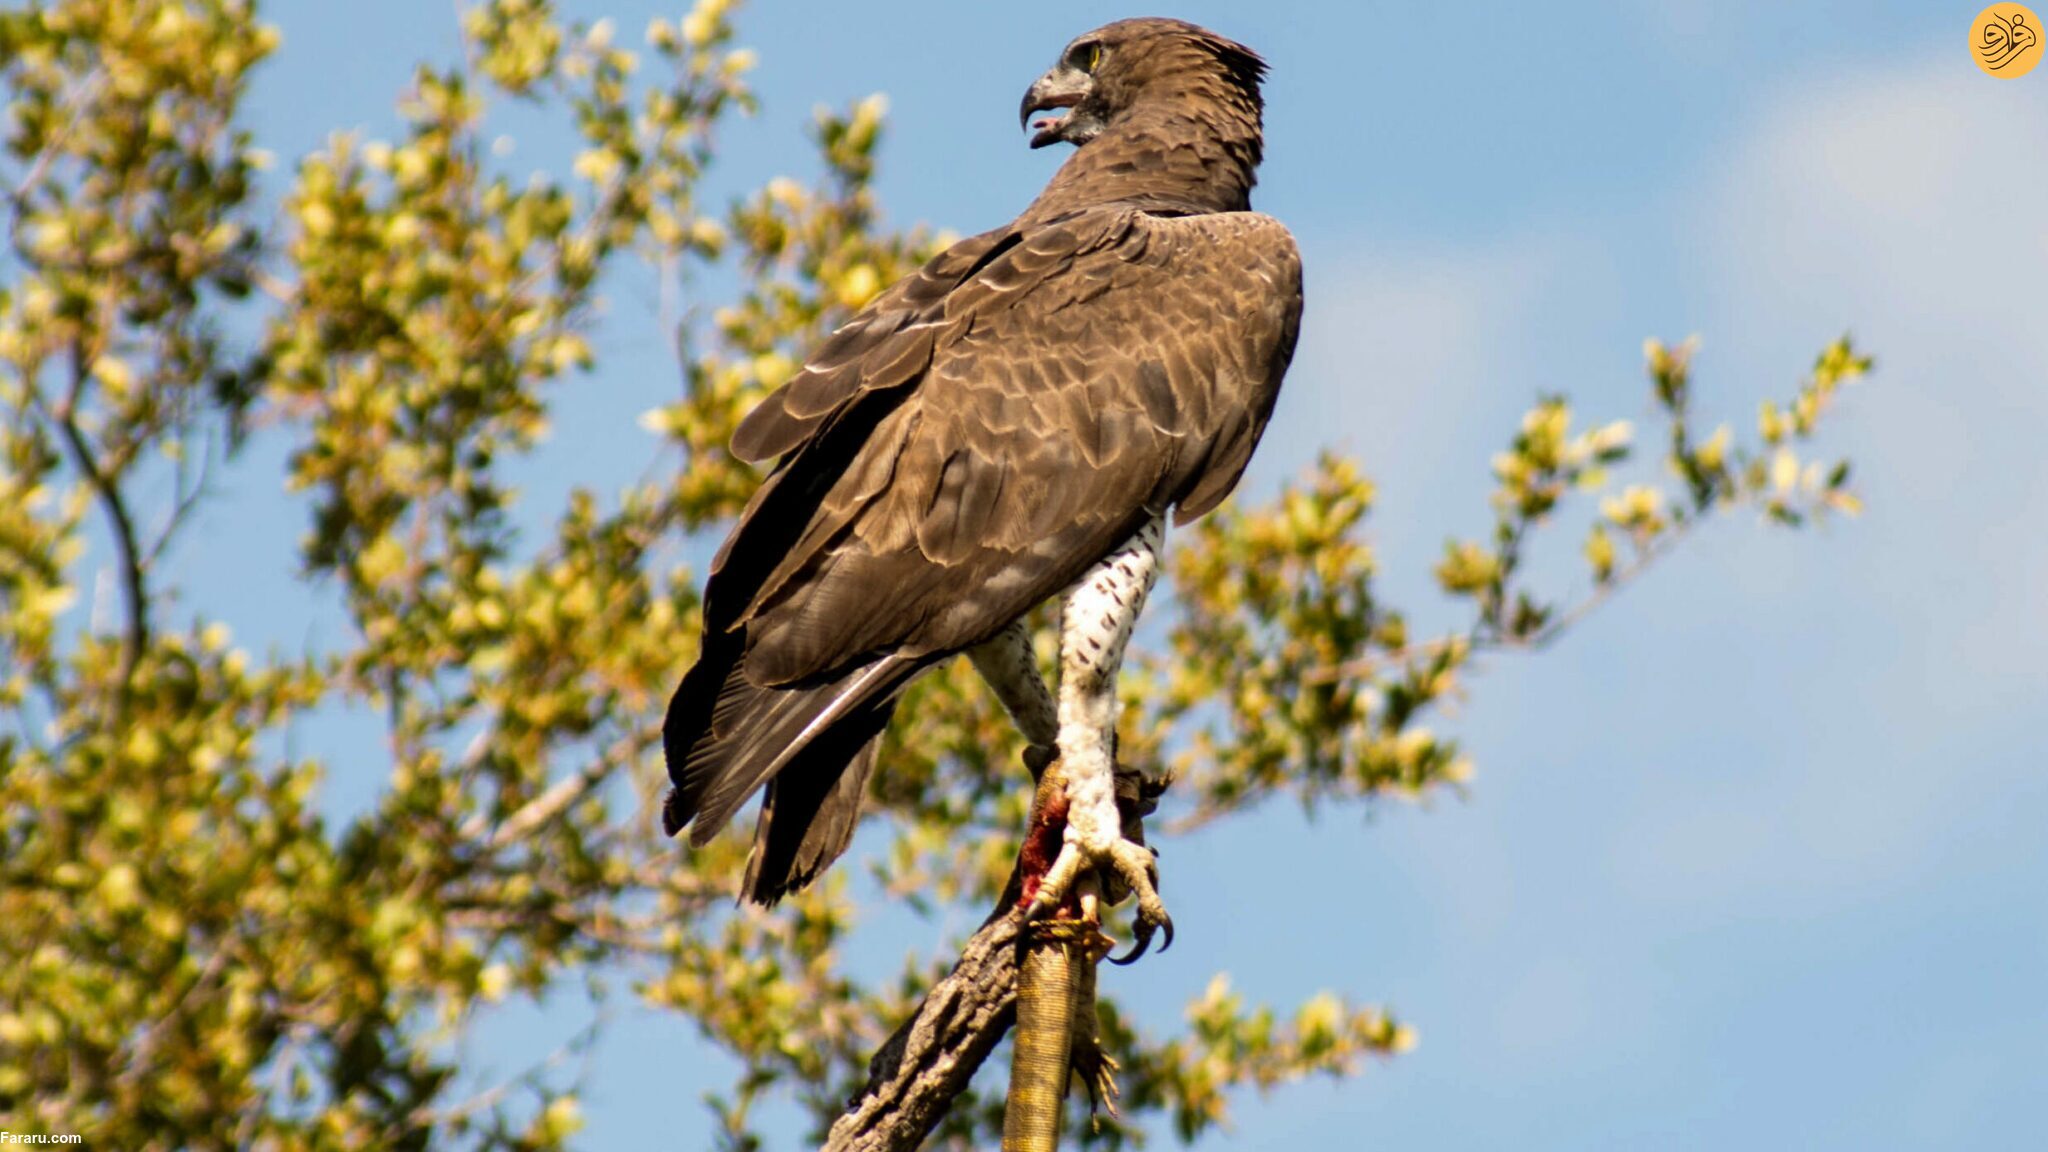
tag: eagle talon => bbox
[1028,832,1172,963]
[1022,743,1059,777]
[1107,902,1172,965]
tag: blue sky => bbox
[174,1,2048,1147]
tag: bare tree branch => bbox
[823,907,1026,1152]
[5,70,103,206]
[52,341,150,706]
[474,756,614,850]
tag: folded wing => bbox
[664,206,1302,901]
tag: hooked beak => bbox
[1019,70,1091,149]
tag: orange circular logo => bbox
[1973,4,2043,77]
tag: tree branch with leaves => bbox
[0,2,1866,1149]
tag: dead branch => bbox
[822,907,1026,1152]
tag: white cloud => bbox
[1263,230,1615,612]
[1282,50,2048,922]
[1703,55,2048,329]
[1615,51,2048,911]
[1702,50,2048,696]
[1275,235,1566,479]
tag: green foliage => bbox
[0,2,1869,1148]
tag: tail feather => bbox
[741,699,892,903]
[662,629,920,900]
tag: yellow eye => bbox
[1069,42,1103,73]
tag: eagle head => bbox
[1019,18,1267,151]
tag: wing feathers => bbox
[740,708,889,902]
[663,207,1302,901]
[663,643,921,847]
[735,209,1299,676]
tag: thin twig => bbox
[249,264,295,303]
[1305,519,1698,687]
[6,71,105,205]
[452,752,614,850]
[52,341,150,707]
[144,422,220,570]
[112,940,237,1097]
[406,1014,603,1131]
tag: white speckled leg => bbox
[968,620,1058,779]
[1029,516,1172,954]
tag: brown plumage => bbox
[662,18,1304,903]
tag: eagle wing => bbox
[736,207,1299,678]
[665,206,1301,891]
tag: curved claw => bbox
[1022,743,1058,777]
[1107,911,1173,965]
[1104,840,1171,963]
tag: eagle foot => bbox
[1095,766,1170,905]
[1027,833,1173,964]
[1019,741,1175,960]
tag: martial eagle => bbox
[662,18,1302,949]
